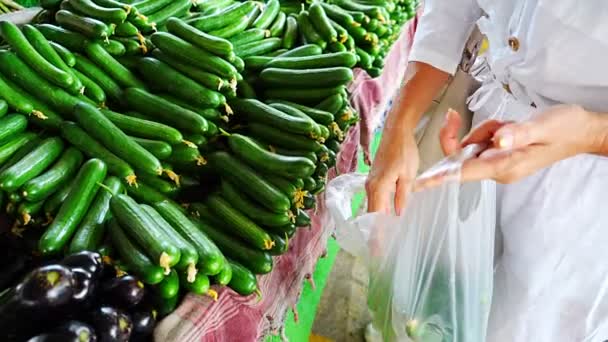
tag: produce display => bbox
[0,0,23,14]
[0,0,417,338]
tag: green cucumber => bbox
[191,1,256,32]
[151,49,229,92]
[126,181,168,204]
[260,67,353,87]
[267,51,356,69]
[0,137,64,193]
[268,232,288,255]
[131,137,172,161]
[0,21,74,90]
[0,74,34,116]
[138,57,223,108]
[74,54,123,102]
[0,133,37,168]
[85,42,145,88]
[73,69,106,104]
[227,134,315,178]
[265,174,299,205]
[321,3,358,28]
[264,85,344,104]
[73,102,162,175]
[326,139,341,153]
[0,100,7,117]
[142,204,199,278]
[157,269,180,299]
[69,0,128,23]
[114,21,139,37]
[227,259,258,295]
[295,208,311,227]
[55,10,114,39]
[39,158,107,255]
[277,44,323,57]
[269,12,286,37]
[138,174,179,197]
[134,0,172,15]
[297,11,326,49]
[69,176,122,253]
[237,78,257,98]
[147,0,192,27]
[108,218,165,284]
[271,146,318,164]
[99,39,126,56]
[282,15,298,49]
[208,15,249,39]
[124,87,209,135]
[230,28,269,45]
[43,179,73,218]
[268,102,322,138]
[220,179,291,228]
[309,3,338,43]
[157,93,224,123]
[181,272,210,295]
[166,18,233,58]
[60,121,136,184]
[315,93,344,114]
[234,37,282,58]
[230,98,315,135]
[212,262,233,285]
[207,151,290,212]
[111,194,181,272]
[151,32,238,79]
[329,20,350,45]
[302,192,316,209]
[22,25,83,95]
[249,122,322,152]
[243,56,272,70]
[17,200,45,225]
[101,109,183,145]
[193,216,272,274]
[114,37,143,56]
[264,48,288,57]
[253,0,279,29]
[21,147,83,203]
[35,24,88,52]
[0,114,27,145]
[206,193,274,250]
[165,144,205,168]
[329,41,347,53]
[154,200,225,276]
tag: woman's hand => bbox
[366,130,419,215]
[417,105,600,189]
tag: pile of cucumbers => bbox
[0,0,23,14]
[0,0,417,320]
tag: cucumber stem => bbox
[207,289,218,301]
[97,182,116,196]
[159,251,171,275]
[254,288,262,301]
[163,169,181,186]
[21,212,31,226]
[217,79,224,91]
[196,156,207,166]
[224,103,233,115]
[263,238,275,250]
[125,174,138,187]
[182,140,197,149]
[288,210,296,223]
[187,263,198,283]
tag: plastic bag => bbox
[326,144,496,342]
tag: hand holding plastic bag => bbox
[326,145,496,342]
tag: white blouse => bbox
[409,0,608,113]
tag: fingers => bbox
[439,108,463,156]
[461,119,509,146]
[493,121,544,149]
[394,176,411,215]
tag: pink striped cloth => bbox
[155,15,422,342]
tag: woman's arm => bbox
[588,111,608,156]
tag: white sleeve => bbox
[409,0,482,75]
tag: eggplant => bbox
[57,320,97,342]
[130,309,157,341]
[100,275,144,309]
[62,251,104,280]
[27,332,79,342]
[71,268,97,306]
[91,306,132,342]
[18,264,75,309]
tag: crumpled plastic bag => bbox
[326,144,496,342]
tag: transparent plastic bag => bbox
[326,144,496,342]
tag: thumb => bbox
[439,108,462,155]
[493,121,542,149]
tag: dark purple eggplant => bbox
[62,251,104,280]
[18,264,75,309]
[100,275,145,309]
[130,309,157,341]
[71,268,97,306]
[57,320,97,342]
[91,306,132,342]
[27,332,79,342]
